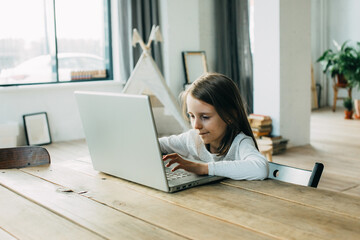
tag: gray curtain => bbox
[118,0,162,81]
[214,0,254,113]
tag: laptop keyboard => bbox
[166,170,192,181]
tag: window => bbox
[0,0,112,86]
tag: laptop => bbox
[75,91,224,192]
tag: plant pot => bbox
[344,110,353,119]
[335,74,348,87]
[354,99,360,119]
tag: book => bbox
[272,146,287,155]
[272,138,288,154]
[256,134,288,154]
[257,136,287,146]
[261,135,282,141]
[257,139,278,145]
[248,114,271,121]
[252,126,272,133]
[273,139,289,147]
[250,119,272,127]
[253,131,271,137]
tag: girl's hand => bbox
[163,153,208,175]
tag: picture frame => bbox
[182,51,208,85]
[23,112,52,146]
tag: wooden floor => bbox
[272,107,360,197]
[45,107,360,197]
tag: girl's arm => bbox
[159,132,189,156]
[208,138,269,180]
[160,130,209,175]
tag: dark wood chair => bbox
[0,146,50,169]
[268,162,324,188]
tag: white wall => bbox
[311,0,328,107]
[280,0,311,147]
[199,0,216,73]
[254,0,311,147]
[253,0,281,133]
[0,82,123,145]
[159,0,216,97]
[328,0,360,54]
[160,0,201,97]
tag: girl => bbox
[160,73,268,180]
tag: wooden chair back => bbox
[0,146,50,169]
[268,162,324,188]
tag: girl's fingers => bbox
[162,154,192,172]
[166,158,183,167]
[163,153,179,161]
[171,165,181,172]
[165,160,176,167]
[164,154,181,167]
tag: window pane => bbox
[0,0,56,85]
[55,0,111,82]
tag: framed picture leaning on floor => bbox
[23,112,52,146]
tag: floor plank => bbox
[221,179,360,220]
[20,164,275,240]
[343,184,360,197]
[0,169,187,240]
[99,173,359,240]
[0,185,104,240]
[29,159,360,240]
[35,107,360,239]
[0,228,16,240]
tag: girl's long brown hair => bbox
[181,73,258,155]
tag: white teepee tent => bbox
[122,26,190,135]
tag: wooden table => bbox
[0,147,359,239]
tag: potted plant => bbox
[340,42,360,119]
[317,41,356,86]
[343,97,353,119]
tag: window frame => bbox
[0,0,113,87]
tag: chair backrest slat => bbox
[268,162,324,188]
[308,162,324,188]
[0,146,50,169]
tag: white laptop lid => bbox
[75,91,169,192]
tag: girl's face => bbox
[186,94,228,153]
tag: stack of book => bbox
[248,114,272,137]
[256,135,289,155]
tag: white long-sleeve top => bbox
[159,129,269,180]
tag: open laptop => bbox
[75,91,224,192]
